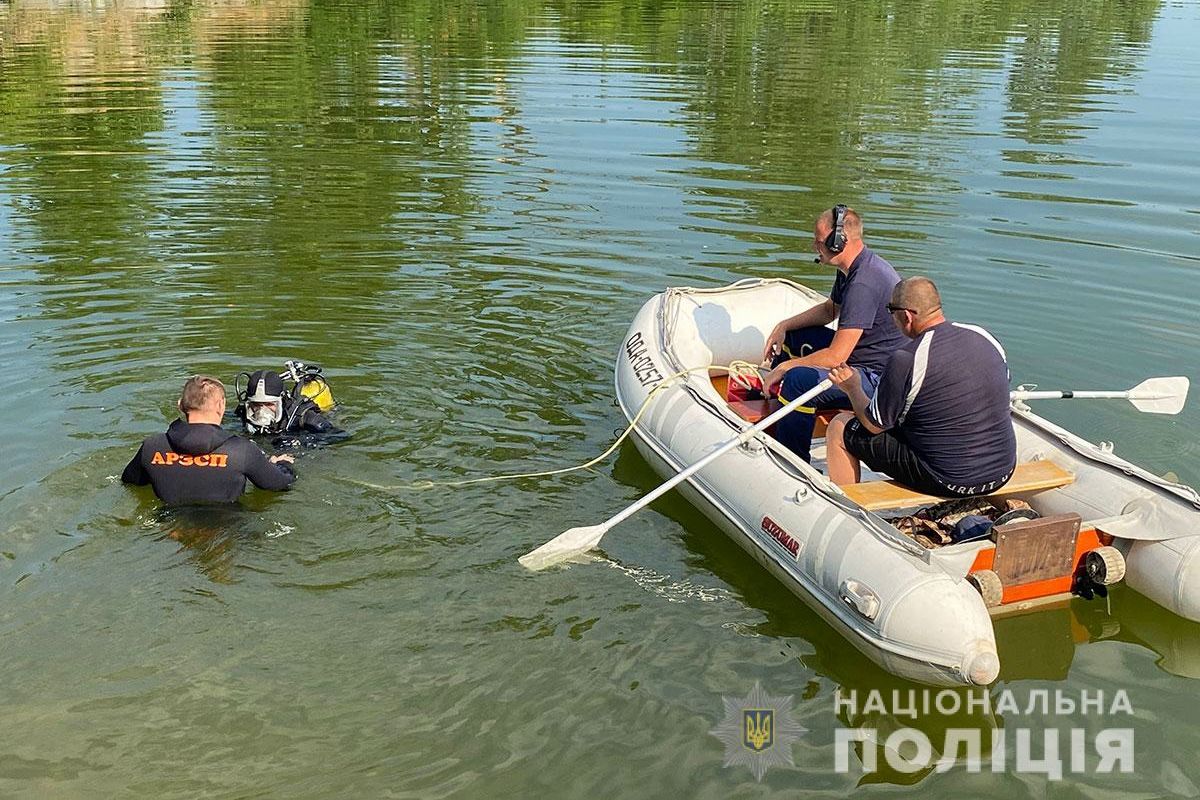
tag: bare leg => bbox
[825,412,861,486]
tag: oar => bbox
[1010,376,1189,415]
[520,378,834,572]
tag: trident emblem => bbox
[743,709,774,752]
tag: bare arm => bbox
[763,327,864,391]
[830,364,884,434]
[792,327,862,369]
[761,299,837,362]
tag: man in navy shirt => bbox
[824,277,1017,497]
[761,205,905,462]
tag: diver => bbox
[233,361,346,447]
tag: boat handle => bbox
[840,579,881,621]
[739,437,765,456]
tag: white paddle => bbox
[1010,376,1189,415]
[519,378,834,572]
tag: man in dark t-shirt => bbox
[761,205,906,462]
[824,277,1017,497]
[122,375,296,505]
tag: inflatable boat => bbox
[613,278,1199,686]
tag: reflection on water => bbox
[147,504,291,584]
[2,0,1199,795]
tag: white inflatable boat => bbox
[614,278,1199,686]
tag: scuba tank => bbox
[283,360,335,412]
[300,378,334,411]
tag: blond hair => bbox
[179,375,225,413]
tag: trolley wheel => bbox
[1084,546,1126,586]
[968,570,1004,607]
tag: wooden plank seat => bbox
[842,460,1076,512]
[712,375,1076,513]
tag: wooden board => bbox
[842,460,1075,512]
[991,513,1081,585]
[969,525,1111,608]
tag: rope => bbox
[349,364,746,492]
[350,281,811,494]
[727,360,765,393]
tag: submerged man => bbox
[760,204,906,462]
[122,375,296,504]
[824,277,1016,497]
[235,370,335,437]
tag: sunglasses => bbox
[887,303,941,316]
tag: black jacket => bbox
[121,419,295,504]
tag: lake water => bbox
[2,0,1199,796]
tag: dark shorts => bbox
[843,419,1012,498]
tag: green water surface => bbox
[2,0,1198,796]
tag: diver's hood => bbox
[166,419,237,455]
[246,370,285,403]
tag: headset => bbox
[824,203,849,254]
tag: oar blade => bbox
[1129,376,1189,415]
[518,378,833,574]
[519,524,609,572]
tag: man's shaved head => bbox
[892,276,942,317]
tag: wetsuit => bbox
[121,419,296,504]
[279,396,335,434]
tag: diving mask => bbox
[246,399,283,432]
